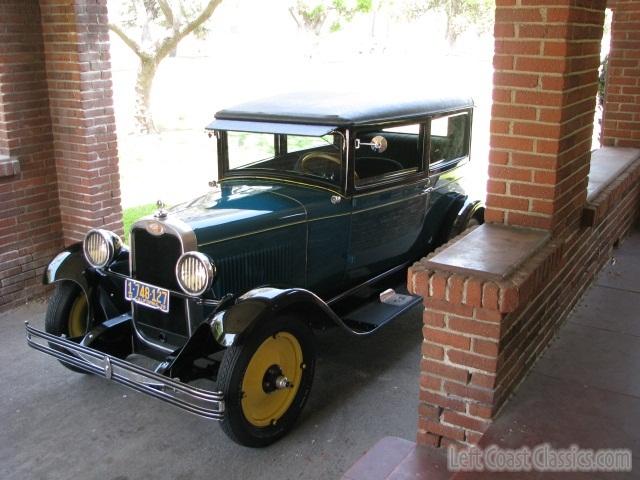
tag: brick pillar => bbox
[602,0,640,147]
[40,0,123,244]
[0,1,63,310]
[1,0,123,312]
[487,0,606,234]
[408,0,616,449]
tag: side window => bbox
[354,123,421,186]
[227,132,275,169]
[429,112,469,167]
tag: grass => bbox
[122,203,157,242]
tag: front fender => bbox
[43,243,91,294]
[209,287,345,346]
[43,243,131,322]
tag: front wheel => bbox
[217,315,316,447]
[45,281,90,373]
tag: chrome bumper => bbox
[25,322,225,420]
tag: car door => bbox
[345,122,431,285]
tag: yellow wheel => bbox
[45,281,90,373]
[217,315,316,447]
[241,332,304,427]
[67,294,88,338]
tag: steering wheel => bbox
[299,152,342,181]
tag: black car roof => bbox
[209,91,474,129]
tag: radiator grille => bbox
[131,227,188,338]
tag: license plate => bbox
[125,278,170,313]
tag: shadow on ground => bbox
[0,301,423,480]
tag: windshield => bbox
[224,132,344,185]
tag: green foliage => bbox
[123,203,157,242]
[303,5,326,24]
[289,0,372,36]
[399,0,494,44]
[598,54,608,107]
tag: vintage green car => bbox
[26,92,484,447]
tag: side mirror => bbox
[355,135,388,153]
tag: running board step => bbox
[341,286,422,334]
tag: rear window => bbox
[429,112,469,165]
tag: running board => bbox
[340,286,422,334]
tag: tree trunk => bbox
[445,17,458,46]
[445,0,462,47]
[110,0,224,134]
[134,58,158,134]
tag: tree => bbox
[403,0,494,46]
[289,0,372,40]
[108,0,223,133]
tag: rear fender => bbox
[423,192,466,249]
[450,199,484,238]
[208,287,343,346]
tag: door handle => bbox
[422,186,434,195]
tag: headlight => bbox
[175,251,215,296]
[83,229,121,268]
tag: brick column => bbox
[1,0,124,312]
[408,0,621,449]
[40,0,123,243]
[602,0,640,148]
[0,1,63,310]
[409,162,640,447]
[487,0,606,234]
[408,237,562,447]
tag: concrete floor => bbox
[0,300,423,480]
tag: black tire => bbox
[217,315,316,447]
[45,281,90,374]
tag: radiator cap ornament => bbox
[154,199,168,219]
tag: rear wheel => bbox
[442,207,484,244]
[464,210,483,230]
[45,281,90,373]
[217,315,316,447]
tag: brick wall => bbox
[487,0,606,234]
[0,0,122,312]
[0,1,63,311]
[409,156,640,447]
[602,0,640,148]
[40,0,123,243]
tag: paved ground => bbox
[0,299,423,480]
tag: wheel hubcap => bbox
[68,294,88,338]
[241,332,303,427]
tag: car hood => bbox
[167,183,307,246]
